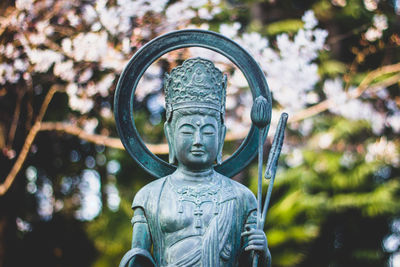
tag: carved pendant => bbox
[169,178,221,230]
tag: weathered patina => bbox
[115,30,276,267]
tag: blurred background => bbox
[0,0,399,266]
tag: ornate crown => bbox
[164,57,227,121]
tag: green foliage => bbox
[319,60,347,77]
[257,117,400,266]
[86,199,133,267]
[264,19,304,36]
[135,111,166,144]
[211,70,398,267]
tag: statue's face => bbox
[173,114,219,171]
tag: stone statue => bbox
[115,30,287,267]
[123,58,270,267]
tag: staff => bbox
[262,113,288,226]
[251,96,287,267]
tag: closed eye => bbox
[202,125,216,135]
[179,124,195,135]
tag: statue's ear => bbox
[217,124,226,165]
[164,122,176,164]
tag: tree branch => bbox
[0,86,60,196]
[289,63,400,123]
[38,122,250,154]
[6,89,24,150]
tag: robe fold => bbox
[132,172,258,267]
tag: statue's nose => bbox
[193,130,203,146]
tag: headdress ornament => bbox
[164,57,227,121]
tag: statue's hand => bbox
[241,228,270,262]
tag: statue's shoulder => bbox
[215,172,257,210]
[131,177,167,210]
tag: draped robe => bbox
[132,172,258,267]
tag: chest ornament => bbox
[168,178,222,229]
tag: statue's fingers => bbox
[241,229,256,237]
[248,239,265,246]
[241,231,249,237]
[244,245,265,252]
[246,234,265,241]
[251,229,266,235]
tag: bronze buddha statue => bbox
[123,58,270,267]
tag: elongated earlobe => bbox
[164,123,176,164]
[217,125,226,165]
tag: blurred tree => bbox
[0,0,399,266]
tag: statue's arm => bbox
[131,207,152,250]
[125,207,154,267]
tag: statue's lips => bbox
[190,150,205,155]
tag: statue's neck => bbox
[173,167,214,183]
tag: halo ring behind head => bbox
[114,29,271,178]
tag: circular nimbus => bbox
[114,29,271,178]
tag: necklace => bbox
[168,176,222,230]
